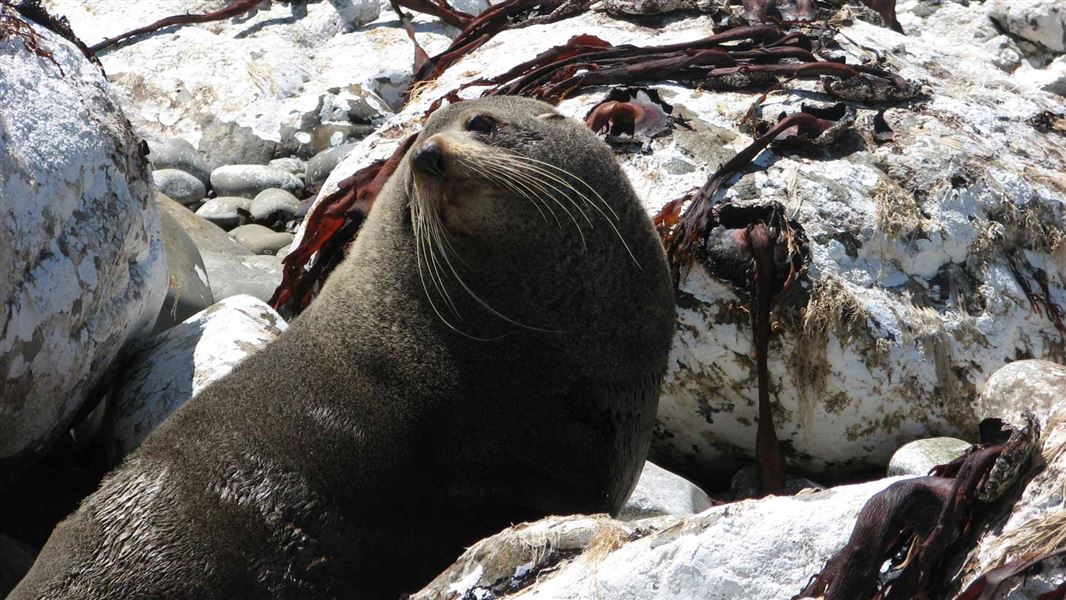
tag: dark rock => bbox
[0,534,35,598]
[146,137,212,186]
[155,205,214,332]
[196,115,278,166]
[154,193,252,257]
[306,143,357,188]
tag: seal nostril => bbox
[413,142,445,177]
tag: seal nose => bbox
[413,142,444,177]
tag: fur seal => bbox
[11,96,675,599]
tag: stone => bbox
[210,165,304,199]
[200,253,284,303]
[230,224,295,255]
[105,295,286,460]
[268,157,306,178]
[195,196,252,230]
[603,0,706,16]
[729,465,825,499]
[155,203,214,332]
[306,143,357,188]
[154,193,252,257]
[1015,55,1066,96]
[411,477,910,600]
[886,437,972,477]
[989,0,1066,53]
[146,137,213,186]
[249,188,300,223]
[974,360,1066,432]
[152,168,206,205]
[197,116,279,167]
[0,534,35,598]
[618,461,713,521]
[0,8,167,484]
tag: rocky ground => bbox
[1,0,1065,598]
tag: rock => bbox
[268,157,306,178]
[311,123,375,154]
[230,224,295,255]
[618,461,713,521]
[155,193,252,257]
[955,360,1066,597]
[146,137,213,186]
[309,9,1066,482]
[155,203,214,332]
[412,477,909,600]
[603,0,706,16]
[210,165,304,199]
[105,295,286,460]
[0,7,167,484]
[43,0,453,166]
[1015,55,1066,96]
[886,437,972,477]
[249,188,300,223]
[195,196,251,230]
[989,0,1066,53]
[152,168,206,205]
[200,253,284,303]
[0,534,35,598]
[306,143,357,188]
[730,465,825,499]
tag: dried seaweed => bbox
[795,413,1041,600]
[1006,249,1066,338]
[956,548,1066,600]
[8,0,100,68]
[90,0,473,53]
[270,136,416,315]
[585,87,691,150]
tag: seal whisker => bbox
[480,156,590,251]
[486,156,596,226]
[488,155,641,268]
[459,157,555,225]
[496,152,620,221]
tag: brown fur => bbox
[11,97,675,599]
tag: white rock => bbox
[956,360,1066,597]
[105,295,287,459]
[989,0,1066,53]
[412,477,909,600]
[618,461,713,521]
[310,11,1066,478]
[42,0,456,163]
[0,8,167,480]
[1015,55,1066,96]
[886,437,971,477]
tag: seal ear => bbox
[537,112,566,121]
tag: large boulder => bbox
[411,477,907,599]
[0,7,167,485]
[105,295,287,460]
[309,9,1066,483]
[41,0,460,164]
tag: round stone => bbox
[230,224,295,255]
[153,169,206,205]
[210,165,304,199]
[196,196,252,230]
[249,188,300,223]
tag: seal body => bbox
[11,97,675,599]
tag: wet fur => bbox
[11,97,676,599]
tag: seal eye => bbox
[465,114,497,133]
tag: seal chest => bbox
[11,97,676,600]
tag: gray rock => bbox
[147,137,213,186]
[989,0,1066,53]
[249,188,300,222]
[268,157,306,178]
[195,196,251,230]
[306,143,357,188]
[153,168,206,205]
[106,295,286,461]
[0,534,35,598]
[887,437,972,477]
[154,193,252,257]
[231,224,295,255]
[730,464,824,499]
[619,461,713,521]
[155,205,214,332]
[200,253,284,303]
[197,115,278,167]
[211,165,304,199]
[311,124,374,154]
